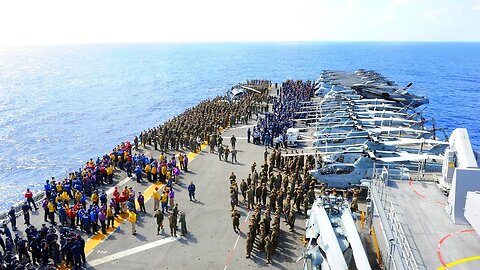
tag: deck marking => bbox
[437,256,480,270]
[409,178,446,206]
[87,237,178,267]
[436,229,476,269]
[84,182,164,256]
[84,126,228,257]
[85,141,209,256]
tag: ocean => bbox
[0,42,479,212]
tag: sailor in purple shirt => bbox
[137,192,146,213]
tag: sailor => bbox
[251,162,257,174]
[231,148,238,163]
[172,203,179,220]
[24,189,38,210]
[246,232,253,259]
[255,183,262,205]
[231,209,241,233]
[168,213,177,237]
[265,235,273,264]
[258,222,266,252]
[128,210,137,235]
[21,202,31,226]
[134,165,142,183]
[218,145,224,161]
[179,211,187,236]
[145,163,152,182]
[288,209,296,232]
[263,209,271,235]
[153,187,160,211]
[217,135,223,147]
[7,207,16,230]
[187,182,196,201]
[230,135,237,149]
[240,179,248,202]
[269,188,277,211]
[224,146,230,162]
[169,189,175,209]
[209,135,216,153]
[261,183,268,206]
[270,224,279,252]
[48,200,56,225]
[351,196,359,213]
[229,172,237,184]
[247,185,254,210]
[154,209,164,235]
[230,190,237,211]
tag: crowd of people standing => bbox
[0,81,271,270]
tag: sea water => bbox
[0,42,479,212]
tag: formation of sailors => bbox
[226,80,318,264]
[0,80,272,269]
[249,80,314,148]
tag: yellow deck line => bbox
[84,138,212,256]
[84,182,163,255]
[437,256,480,270]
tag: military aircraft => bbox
[299,196,371,269]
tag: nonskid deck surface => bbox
[384,180,480,270]
[8,123,305,269]
[83,124,304,270]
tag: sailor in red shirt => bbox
[24,188,38,210]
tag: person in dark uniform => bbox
[154,209,164,235]
[7,207,16,230]
[21,202,31,226]
[246,232,253,259]
[265,236,273,264]
[168,213,177,237]
[179,211,187,236]
[231,210,240,233]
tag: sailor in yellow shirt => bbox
[106,205,115,229]
[61,191,69,205]
[178,153,184,171]
[145,163,152,182]
[56,182,63,193]
[128,210,137,235]
[91,191,99,206]
[48,200,56,225]
[107,164,114,184]
[110,152,116,168]
[160,191,168,214]
[75,191,82,203]
[161,165,167,183]
[151,165,158,182]
[153,187,161,211]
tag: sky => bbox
[0,0,479,47]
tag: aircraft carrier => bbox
[1,71,479,270]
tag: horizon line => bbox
[2,40,480,49]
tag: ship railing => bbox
[370,168,420,270]
[386,202,420,270]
